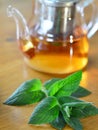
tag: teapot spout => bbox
[7,5,30,40]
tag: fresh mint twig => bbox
[4,71,98,130]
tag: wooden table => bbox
[0,0,98,130]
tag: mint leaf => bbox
[61,108,83,130]
[71,108,88,118]
[44,78,61,90]
[72,86,91,97]
[59,96,83,105]
[50,112,66,130]
[28,97,59,124]
[62,100,91,109]
[71,104,98,119]
[62,102,91,109]
[48,71,82,97]
[81,104,98,117]
[4,79,46,106]
[60,96,91,118]
[65,117,83,130]
[70,103,98,119]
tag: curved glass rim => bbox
[39,0,81,7]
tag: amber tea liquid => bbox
[19,28,89,74]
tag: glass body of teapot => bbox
[7,0,98,74]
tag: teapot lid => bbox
[40,0,81,7]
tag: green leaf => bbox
[4,79,46,106]
[48,71,82,97]
[44,78,61,90]
[61,108,83,130]
[50,112,66,130]
[71,86,91,97]
[59,96,83,105]
[71,104,98,119]
[66,117,83,130]
[62,102,91,109]
[81,104,98,117]
[28,97,60,124]
[59,96,91,118]
[71,108,88,118]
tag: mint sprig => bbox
[4,71,98,130]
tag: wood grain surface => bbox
[0,0,98,130]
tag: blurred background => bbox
[0,0,32,42]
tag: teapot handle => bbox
[77,0,98,38]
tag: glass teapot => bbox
[7,0,98,74]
